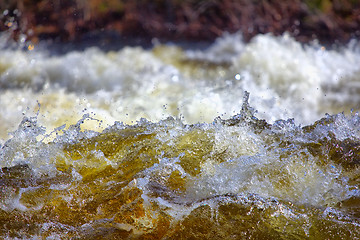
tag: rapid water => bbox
[1,32,360,239]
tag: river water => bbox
[1,32,360,239]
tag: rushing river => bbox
[1,32,360,239]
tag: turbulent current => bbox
[1,32,360,239]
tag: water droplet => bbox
[19,34,26,43]
[28,44,34,51]
[171,75,179,82]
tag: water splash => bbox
[1,32,360,238]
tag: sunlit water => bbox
[1,32,360,239]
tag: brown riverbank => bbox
[1,0,359,45]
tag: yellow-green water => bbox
[1,32,360,239]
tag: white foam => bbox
[1,33,360,145]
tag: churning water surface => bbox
[1,32,360,239]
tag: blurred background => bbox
[1,0,359,45]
